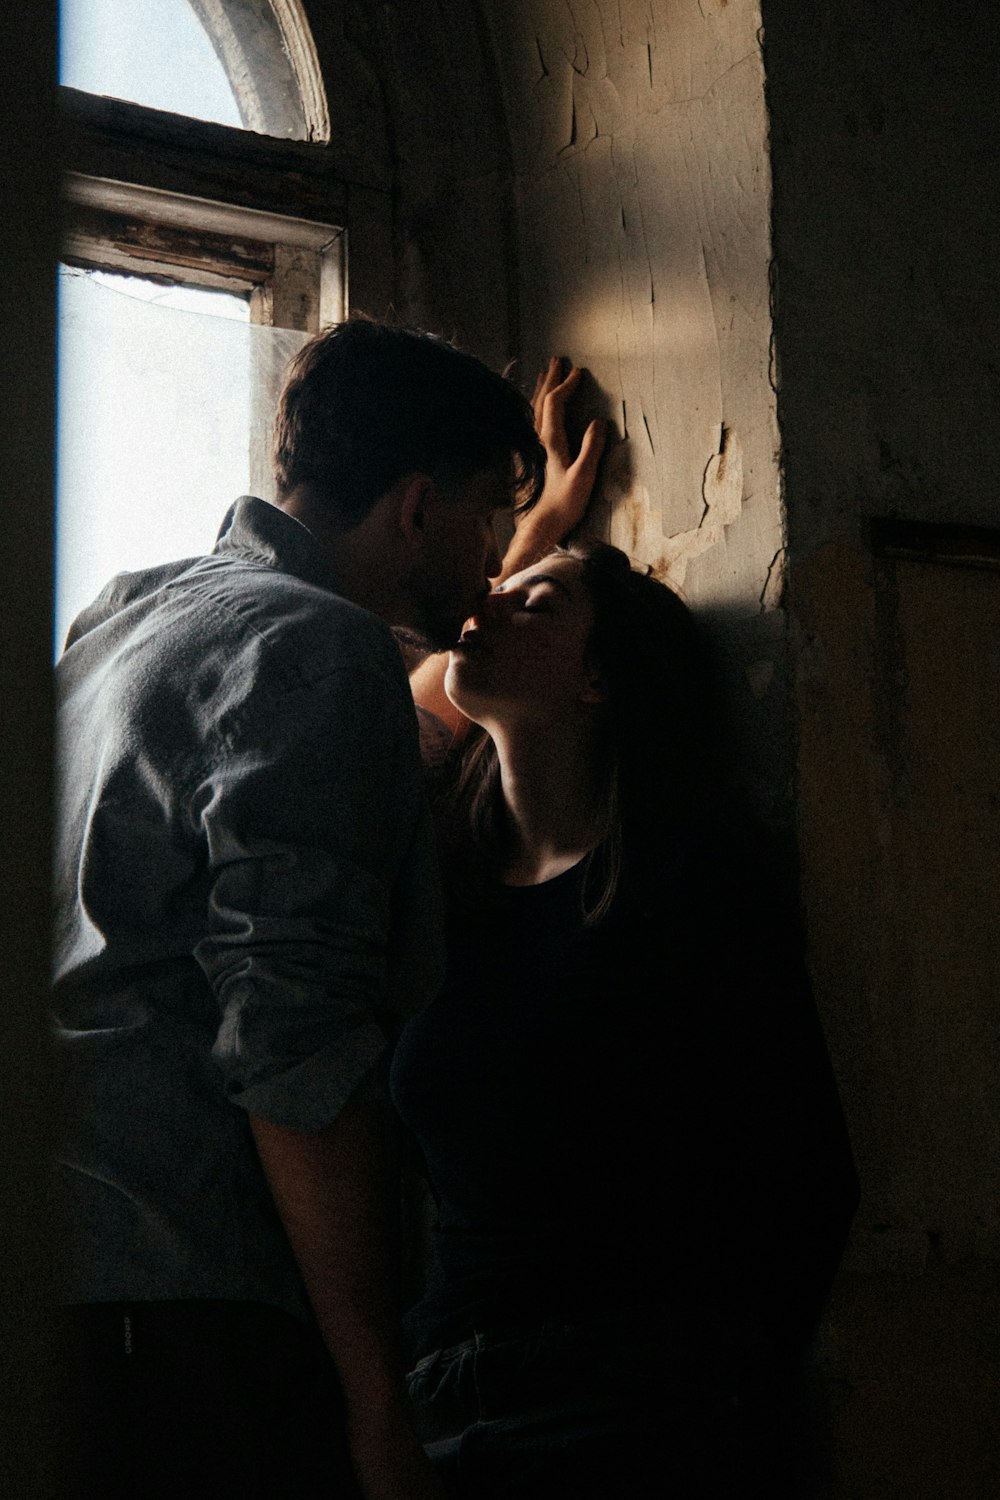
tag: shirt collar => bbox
[214,496,340,595]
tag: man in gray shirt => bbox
[53,319,545,1498]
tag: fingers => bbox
[536,363,583,458]
[546,365,583,408]
[537,354,564,394]
[533,361,606,494]
[531,356,564,424]
[532,356,586,412]
[532,356,561,401]
[571,418,608,489]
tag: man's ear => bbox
[397,473,436,549]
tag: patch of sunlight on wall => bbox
[55,266,307,654]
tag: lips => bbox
[454,618,485,652]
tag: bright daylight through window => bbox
[55,0,321,652]
[60,0,243,127]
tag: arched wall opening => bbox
[9,2,997,1494]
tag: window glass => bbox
[55,266,307,653]
[60,0,243,127]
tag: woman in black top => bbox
[394,362,858,1498]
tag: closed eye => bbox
[510,571,573,613]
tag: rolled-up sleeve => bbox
[193,634,427,1131]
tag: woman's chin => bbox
[444,659,483,713]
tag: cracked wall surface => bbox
[485,0,778,586]
[300,8,1000,1491]
[765,0,1000,1271]
[764,1,1000,1494]
[9,3,995,1493]
[304,1,518,369]
[480,0,787,815]
[303,0,784,811]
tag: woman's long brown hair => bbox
[433,541,726,923]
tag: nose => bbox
[481,586,511,622]
[465,589,503,636]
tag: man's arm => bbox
[250,1094,441,1500]
[193,622,443,1497]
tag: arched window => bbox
[59,0,341,329]
[56,1,345,649]
[61,0,244,129]
[61,0,329,141]
[187,0,330,140]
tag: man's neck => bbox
[275,487,411,628]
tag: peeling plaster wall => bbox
[10,1,991,1488]
[304,1,787,814]
[320,2,999,1487]
[183,4,1000,1484]
[764,3,1000,555]
[479,0,787,815]
[763,2,1000,1494]
[303,1,518,370]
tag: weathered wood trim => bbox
[62,174,345,313]
[187,0,327,143]
[250,244,321,330]
[62,205,274,292]
[271,0,330,142]
[58,87,378,222]
[64,174,342,251]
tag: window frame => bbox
[55,3,393,537]
[187,0,330,142]
[59,86,350,331]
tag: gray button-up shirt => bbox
[53,497,442,1317]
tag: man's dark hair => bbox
[273,318,546,525]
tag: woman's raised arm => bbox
[409,358,607,734]
[496,356,606,583]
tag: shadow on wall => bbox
[552,364,792,831]
[792,528,1000,1500]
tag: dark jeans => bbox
[56,1300,361,1500]
[406,1317,743,1499]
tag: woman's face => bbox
[444,552,601,726]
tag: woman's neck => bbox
[487,717,603,886]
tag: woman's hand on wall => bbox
[497,357,607,583]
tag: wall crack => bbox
[759,547,787,612]
[665,50,758,106]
